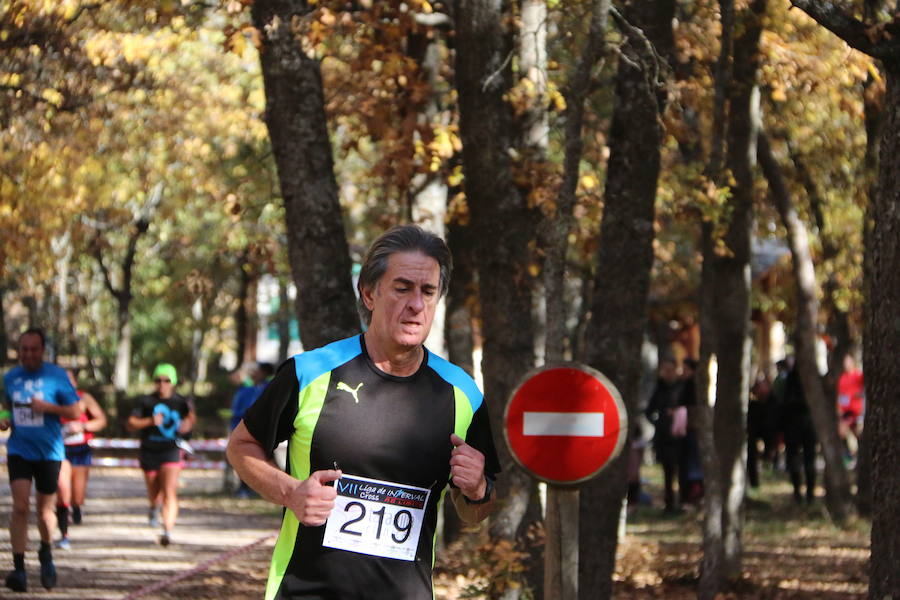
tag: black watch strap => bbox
[464,476,494,505]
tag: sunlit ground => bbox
[433,463,869,599]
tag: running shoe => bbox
[4,568,27,592]
[149,507,160,528]
[72,506,82,525]
[56,537,71,550]
[38,548,56,590]
[159,532,171,547]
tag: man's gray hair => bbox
[357,225,453,325]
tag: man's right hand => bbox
[287,469,343,526]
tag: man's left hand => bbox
[450,433,487,501]
[30,397,53,414]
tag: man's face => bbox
[18,333,44,371]
[363,251,440,353]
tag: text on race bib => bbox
[322,474,431,562]
[12,390,44,427]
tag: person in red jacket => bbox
[836,354,865,463]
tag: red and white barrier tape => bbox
[0,437,229,451]
[122,532,276,600]
[0,438,230,469]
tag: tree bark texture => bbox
[0,285,8,364]
[696,223,727,600]
[864,64,900,600]
[277,278,291,361]
[445,220,476,378]
[235,255,252,368]
[543,0,609,363]
[698,1,733,583]
[785,3,900,594]
[709,0,765,577]
[454,0,538,554]
[251,0,359,350]
[540,4,608,594]
[855,68,883,517]
[757,133,853,522]
[579,2,667,597]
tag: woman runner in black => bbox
[127,363,195,546]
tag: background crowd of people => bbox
[633,351,865,514]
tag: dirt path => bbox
[0,467,281,599]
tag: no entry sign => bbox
[504,363,627,485]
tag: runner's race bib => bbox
[12,391,44,427]
[64,423,86,445]
[322,474,431,561]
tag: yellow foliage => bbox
[580,174,598,191]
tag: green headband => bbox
[152,363,178,385]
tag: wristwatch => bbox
[464,476,494,505]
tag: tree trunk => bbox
[697,223,727,600]
[445,221,476,378]
[708,0,765,578]
[441,220,476,549]
[113,303,132,391]
[235,256,252,369]
[579,2,667,598]
[454,3,537,588]
[540,2,608,596]
[0,285,8,364]
[277,277,292,361]
[855,68,883,517]
[251,0,359,350]
[757,133,853,522]
[864,63,900,600]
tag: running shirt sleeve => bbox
[466,400,501,480]
[242,358,299,457]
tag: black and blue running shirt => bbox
[241,334,501,600]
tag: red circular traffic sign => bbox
[504,363,627,485]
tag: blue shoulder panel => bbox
[293,335,363,393]
[427,350,483,412]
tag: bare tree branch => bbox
[790,0,900,59]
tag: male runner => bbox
[1,328,82,592]
[227,225,500,599]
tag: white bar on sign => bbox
[523,412,604,437]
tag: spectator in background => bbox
[645,359,685,514]
[782,361,817,504]
[229,362,274,498]
[836,354,864,465]
[768,358,791,470]
[747,369,771,489]
[677,359,703,505]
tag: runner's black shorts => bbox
[7,454,62,494]
[139,446,182,472]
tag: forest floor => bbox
[0,464,869,599]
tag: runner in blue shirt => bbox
[1,328,82,592]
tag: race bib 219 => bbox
[322,474,431,562]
